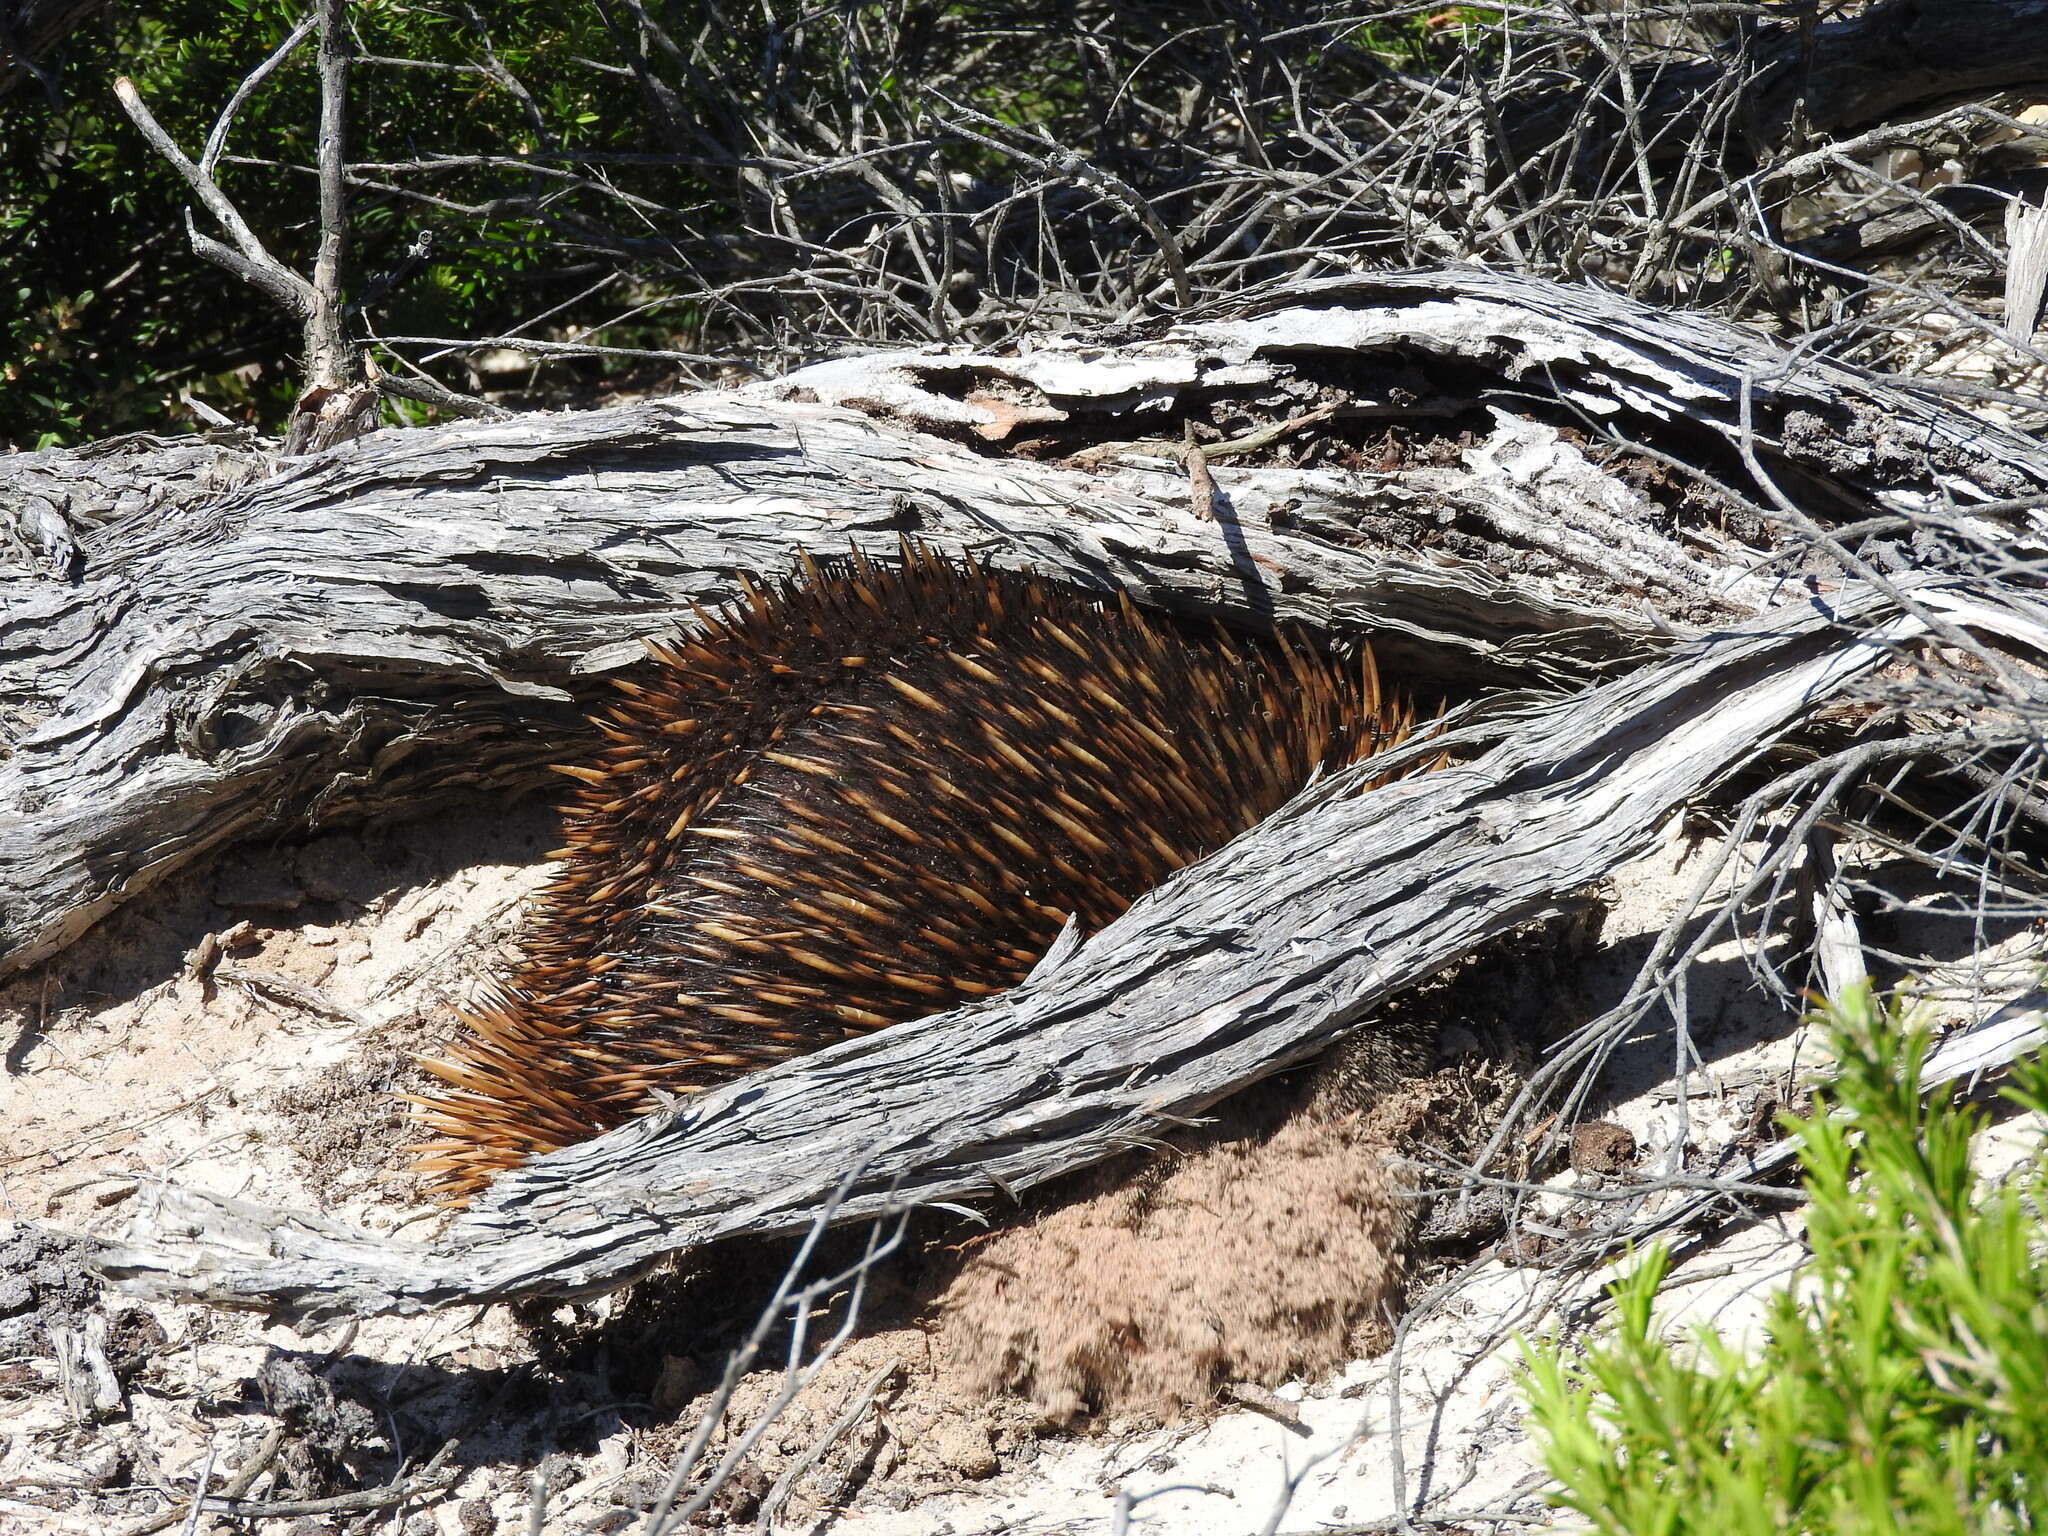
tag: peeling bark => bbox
[7,270,2042,983]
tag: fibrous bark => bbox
[7,269,2042,981]
[89,579,2048,1321]
[68,586,1895,1317]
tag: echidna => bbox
[411,544,1409,1196]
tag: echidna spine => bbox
[409,545,1409,1197]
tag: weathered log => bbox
[9,269,2048,1317]
[95,576,2048,1321]
[7,270,2044,985]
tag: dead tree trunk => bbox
[6,268,2045,1317]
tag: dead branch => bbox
[118,1423,287,1536]
[112,74,319,321]
[108,1,471,454]
[1502,1,2048,171]
[645,1194,908,1534]
[925,89,1194,309]
[191,1437,458,1523]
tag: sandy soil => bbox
[0,795,2037,1534]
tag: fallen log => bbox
[6,269,2043,982]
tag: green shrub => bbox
[2,2,1448,447]
[1,0,630,446]
[1521,985,2048,1534]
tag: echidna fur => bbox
[410,543,1411,1197]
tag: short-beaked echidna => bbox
[411,545,1409,1196]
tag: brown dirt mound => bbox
[920,988,1534,1429]
[932,1107,1408,1424]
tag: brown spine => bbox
[409,546,1410,1197]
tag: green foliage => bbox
[1,0,638,445]
[1521,985,2048,1534]
[2,2,1405,446]
[1350,7,1502,69]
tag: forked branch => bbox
[111,0,430,451]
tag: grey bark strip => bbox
[91,580,1949,1321]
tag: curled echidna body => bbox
[412,545,1409,1195]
